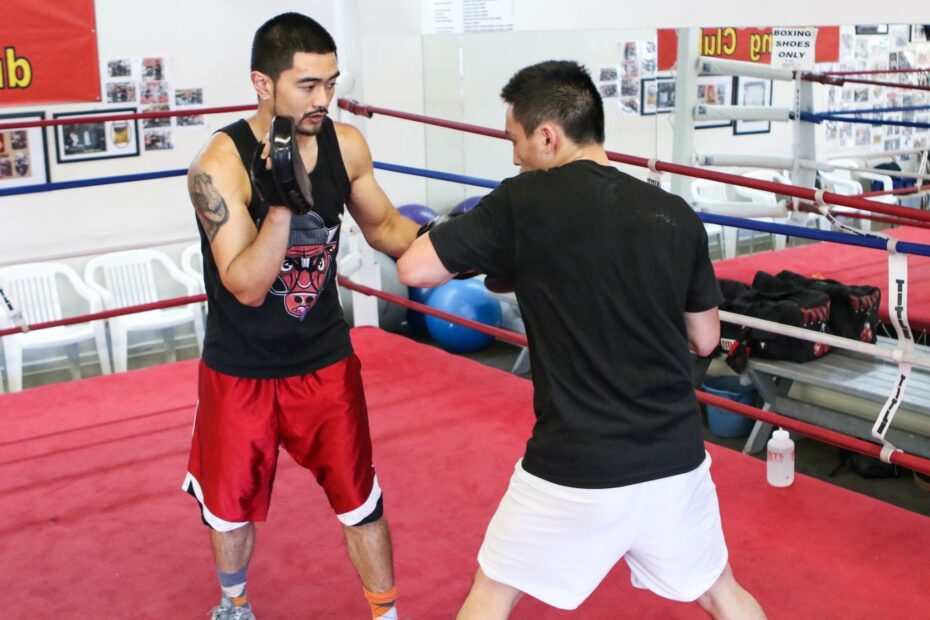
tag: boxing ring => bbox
[3,98,930,617]
[3,327,929,619]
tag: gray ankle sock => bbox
[217,565,249,603]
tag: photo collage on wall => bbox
[821,24,930,155]
[101,56,208,153]
[0,112,50,191]
[607,39,658,115]
[0,126,35,180]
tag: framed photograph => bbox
[911,24,928,43]
[655,76,676,113]
[855,25,888,36]
[175,87,204,106]
[733,77,773,135]
[0,111,50,190]
[695,75,734,129]
[598,82,618,99]
[640,78,657,115]
[53,108,140,163]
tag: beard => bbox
[296,124,323,136]
[295,108,328,136]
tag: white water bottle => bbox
[766,428,795,487]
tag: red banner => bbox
[658,26,839,71]
[0,0,100,106]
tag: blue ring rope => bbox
[3,160,929,257]
[373,162,930,258]
[700,213,930,257]
[373,161,500,189]
[800,111,930,129]
[811,104,930,118]
[0,168,187,197]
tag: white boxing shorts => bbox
[477,452,728,609]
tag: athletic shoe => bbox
[209,597,256,620]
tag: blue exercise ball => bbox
[451,195,484,215]
[397,203,439,225]
[425,279,503,353]
[406,286,433,335]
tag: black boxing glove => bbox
[484,275,515,294]
[250,115,315,215]
[416,212,478,280]
[416,213,455,238]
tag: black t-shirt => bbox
[431,159,723,488]
[197,118,352,378]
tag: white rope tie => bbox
[871,236,914,461]
[801,186,912,461]
[0,285,29,334]
[646,158,663,188]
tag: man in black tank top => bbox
[182,13,418,620]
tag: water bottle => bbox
[766,428,795,487]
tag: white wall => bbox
[511,1,927,30]
[4,0,930,265]
[0,0,339,267]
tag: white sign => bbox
[424,0,513,34]
[771,27,818,70]
[424,0,463,34]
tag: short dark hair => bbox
[500,60,604,145]
[251,12,337,81]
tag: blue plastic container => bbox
[701,376,757,438]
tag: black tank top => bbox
[198,117,352,378]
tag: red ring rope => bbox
[695,390,930,475]
[336,276,930,476]
[858,185,927,198]
[0,294,206,338]
[337,98,930,225]
[790,203,930,230]
[337,276,527,347]
[4,279,929,476]
[804,73,930,92]
[0,104,256,131]
[819,68,930,76]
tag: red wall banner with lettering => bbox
[658,27,839,71]
[0,0,100,106]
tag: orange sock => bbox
[363,585,398,619]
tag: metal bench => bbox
[743,338,930,459]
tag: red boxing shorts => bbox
[182,354,381,531]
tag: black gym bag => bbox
[719,278,833,372]
[753,270,880,344]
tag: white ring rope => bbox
[696,154,930,182]
[693,104,794,122]
[697,56,796,81]
[719,311,930,370]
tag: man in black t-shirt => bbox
[184,13,417,620]
[398,61,765,619]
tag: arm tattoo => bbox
[189,172,229,241]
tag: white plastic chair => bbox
[83,249,205,372]
[180,243,207,328]
[0,262,111,392]
[820,159,898,233]
[691,179,786,258]
[180,243,205,291]
[736,169,791,251]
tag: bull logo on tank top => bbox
[269,212,339,321]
